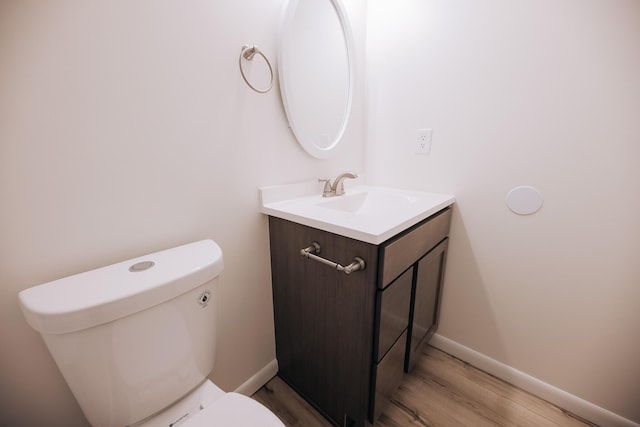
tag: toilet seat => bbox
[184,392,284,427]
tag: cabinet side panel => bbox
[268,217,378,426]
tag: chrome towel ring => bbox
[239,45,273,94]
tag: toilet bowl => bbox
[133,380,283,427]
[18,240,284,427]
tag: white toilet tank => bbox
[19,240,224,427]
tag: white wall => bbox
[367,0,640,424]
[0,0,367,425]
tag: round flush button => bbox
[129,261,155,272]
[506,186,543,215]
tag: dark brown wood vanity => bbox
[268,207,452,427]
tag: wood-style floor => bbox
[252,345,598,427]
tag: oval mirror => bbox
[278,0,355,159]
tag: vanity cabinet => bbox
[268,207,451,426]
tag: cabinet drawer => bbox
[380,208,451,288]
[370,330,407,423]
[374,267,412,362]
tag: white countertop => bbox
[259,181,455,245]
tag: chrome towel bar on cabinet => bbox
[300,242,366,275]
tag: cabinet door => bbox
[406,238,448,372]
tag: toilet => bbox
[18,240,284,427]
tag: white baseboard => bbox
[430,334,639,427]
[233,359,279,397]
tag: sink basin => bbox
[317,192,370,213]
[259,182,455,244]
[317,189,424,214]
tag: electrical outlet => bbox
[416,129,433,155]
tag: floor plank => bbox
[253,375,333,427]
[252,345,598,427]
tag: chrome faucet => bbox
[319,171,358,197]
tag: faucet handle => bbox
[318,179,333,197]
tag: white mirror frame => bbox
[278,0,355,159]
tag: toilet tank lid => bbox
[18,240,223,335]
